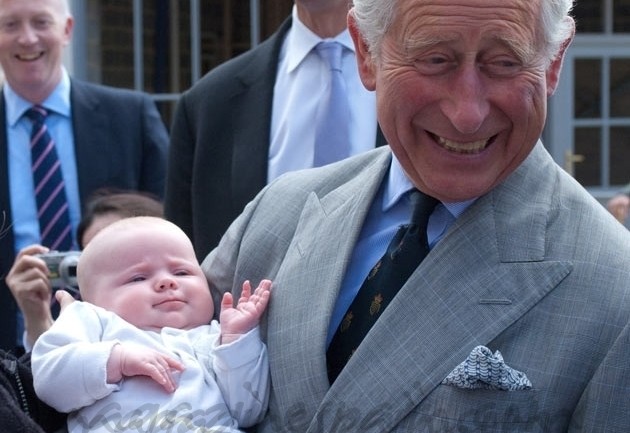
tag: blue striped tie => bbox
[26,106,73,251]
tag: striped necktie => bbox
[26,105,73,251]
[313,41,351,167]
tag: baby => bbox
[32,216,271,433]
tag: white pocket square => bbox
[442,345,532,391]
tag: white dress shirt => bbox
[268,5,378,182]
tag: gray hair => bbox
[351,0,574,63]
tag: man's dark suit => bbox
[164,17,386,260]
[0,79,169,351]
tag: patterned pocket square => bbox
[442,345,532,391]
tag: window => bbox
[69,0,293,127]
[547,0,630,198]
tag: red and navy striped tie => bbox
[26,105,72,251]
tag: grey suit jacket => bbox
[203,142,630,432]
[0,79,169,351]
[165,17,387,260]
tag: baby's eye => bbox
[174,270,190,277]
[130,275,146,283]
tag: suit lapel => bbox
[0,93,19,350]
[267,150,391,425]
[230,18,291,212]
[309,143,573,432]
[69,80,111,202]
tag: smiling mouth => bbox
[432,134,495,155]
[16,52,44,61]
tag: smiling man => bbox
[202,0,630,431]
[0,0,168,353]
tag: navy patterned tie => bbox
[327,190,439,383]
[313,41,351,167]
[26,106,73,251]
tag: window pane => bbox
[574,127,601,186]
[610,58,630,118]
[574,59,601,118]
[614,0,630,33]
[573,0,604,33]
[611,127,630,185]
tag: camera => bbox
[36,251,80,288]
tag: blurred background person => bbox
[606,183,630,225]
[165,0,386,260]
[0,0,169,353]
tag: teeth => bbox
[437,136,489,154]
[18,52,41,61]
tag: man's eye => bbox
[414,56,454,75]
[33,19,52,30]
[482,57,523,77]
[0,21,17,31]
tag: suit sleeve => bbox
[569,319,630,432]
[164,92,195,240]
[138,94,169,199]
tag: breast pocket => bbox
[397,385,570,432]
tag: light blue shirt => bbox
[268,5,378,182]
[5,69,81,253]
[326,156,476,347]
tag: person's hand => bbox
[606,194,630,223]
[55,289,77,311]
[5,244,53,347]
[106,343,185,392]
[219,279,272,345]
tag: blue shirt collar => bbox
[4,67,71,126]
[384,154,477,218]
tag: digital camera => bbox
[36,251,80,288]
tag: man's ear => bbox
[546,18,575,96]
[348,10,376,91]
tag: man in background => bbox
[0,0,168,352]
[165,0,385,259]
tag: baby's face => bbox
[78,218,213,331]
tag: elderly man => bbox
[203,0,630,431]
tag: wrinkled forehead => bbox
[391,0,542,48]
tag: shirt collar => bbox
[4,67,71,126]
[384,154,477,218]
[284,4,355,73]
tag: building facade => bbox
[67,0,630,201]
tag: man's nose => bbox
[17,24,38,45]
[441,64,490,135]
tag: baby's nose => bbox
[156,277,177,291]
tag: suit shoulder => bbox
[268,147,391,196]
[71,79,152,102]
[182,17,291,99]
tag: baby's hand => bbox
[107,344,185,393]
[220,279,272,344]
